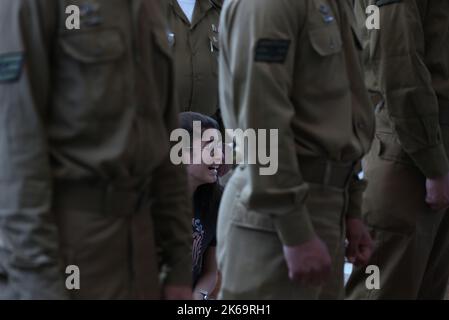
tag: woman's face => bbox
[186,137,223,186]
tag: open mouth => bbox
[208,165,219,175]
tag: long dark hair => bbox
[179,112,223,218]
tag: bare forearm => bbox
[193,271,218,300]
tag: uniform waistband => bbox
[52,179,149,217]
[297,157,355,189]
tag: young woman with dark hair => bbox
[179,112,223,300]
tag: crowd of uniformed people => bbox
[0,0,448,300]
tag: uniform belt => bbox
[297,157,355,189]
[53,180,148,217]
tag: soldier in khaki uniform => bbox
[346,0,449,299]
[217,0,375,300]
[0,0,191,299]
[168,0,222,117]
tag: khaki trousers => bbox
[217,167,347,300]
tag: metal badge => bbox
[167,32,175,47]
[80,2,103,27]
[319,4,335,24]
[323,15,335,24]
[319,4,330,14]
[210,35,219,53]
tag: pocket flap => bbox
[61,29,125,63]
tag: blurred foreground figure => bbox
[347,0,449,299]
[217,0,375,300]
[0,0,191,299]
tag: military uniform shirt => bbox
[219,0,374,245]
[169,0,222,115]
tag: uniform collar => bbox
[170,0,213,29]
[170,0,190,25]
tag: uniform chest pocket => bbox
[58,28,127,120]
[60,28,125,63]
[308,25,342,56]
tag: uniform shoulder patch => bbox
[254,39,291,64]
[375,0,402,7]
[0,52,24,83]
